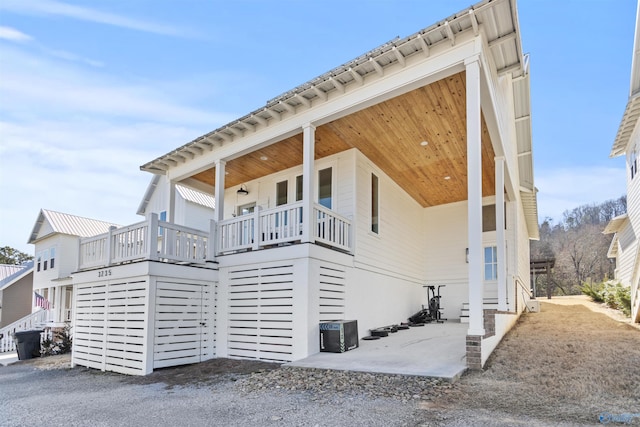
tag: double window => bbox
[36,247,56,272]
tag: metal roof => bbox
[176,185,216,210]
[141,0,526,174]
[0,261,33,291]
[28,209,121,244]
[611,2,640,158]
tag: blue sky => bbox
[0,0,635,255]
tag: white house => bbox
[607,1,640,324]
[70,0,538,375]
[28,209,122,327]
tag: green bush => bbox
[40,325,72,356]
[580,281,604,303]
[581,280,631,317]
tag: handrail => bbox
[0,309,48,353]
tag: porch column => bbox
[214,160,226,223]
[301,123,316,244]
[495,156,507,311]
[168,180,177,223]
[466,55,485,337]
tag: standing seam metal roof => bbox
[28,209,121,244]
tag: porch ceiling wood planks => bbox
[190,71,496,208]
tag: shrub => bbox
[582,280,631,317]
[40,325,72,356]
[580,281,604,303]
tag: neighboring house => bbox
[137,175,216,231]
[71,0,538,376]
[28,209,121,327]
[607,2,640,324]
[0,262,34,328]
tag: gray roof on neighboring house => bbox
[28,209,121,244]
[0,261,33,291]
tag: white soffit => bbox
[603,213,629,234]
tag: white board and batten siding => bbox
[72,262,217,375]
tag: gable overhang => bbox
[611,1,640,158]
[141,0,531,211]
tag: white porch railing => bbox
[79,204,352,269]
[218,202,352,254]
[0,309,48,353]
[314,204,352,252]
[79,214,211,270]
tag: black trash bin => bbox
[13,330,43,360]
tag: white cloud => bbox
[0,0,198,38]
[535,166,626,223]
[0,26,32,42]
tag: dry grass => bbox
[424,298,640,425]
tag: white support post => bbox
[495,156,507,311]
[168,180,177,223]
[252,206,261,251]
[148,213,159,261]
[208,219,217,260]
[301,123,316,244]
[106,226,116,267]
[215,160,226,223]
[466,55,485,337]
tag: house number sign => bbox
[98,269,112,278]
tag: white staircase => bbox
[0,310,49,353]
[460,298,499,323]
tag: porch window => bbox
[295,175,303,201]
[318,167,332,209]
[484,246,498,281]
[276,180,288,206]
[371,173,379,234]
[482,204,506,232]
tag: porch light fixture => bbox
[420,141,429,146]
[237,184,249,195]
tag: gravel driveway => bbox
[0,357,436,427]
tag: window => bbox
[295,175,303,202]
[237,203,255,216]
[276,180,288,206]
[36,252,41,272]
[371,174,379,234]
[50,247,55,269]
[631,150,637,180]
[484,246,498,281]
[482,204,507,232]
[318,167,332,209]
[42,249,49,271]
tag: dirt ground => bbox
[18,296,640,426]
[414,296,640,426]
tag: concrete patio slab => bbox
[287,321,468,381]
